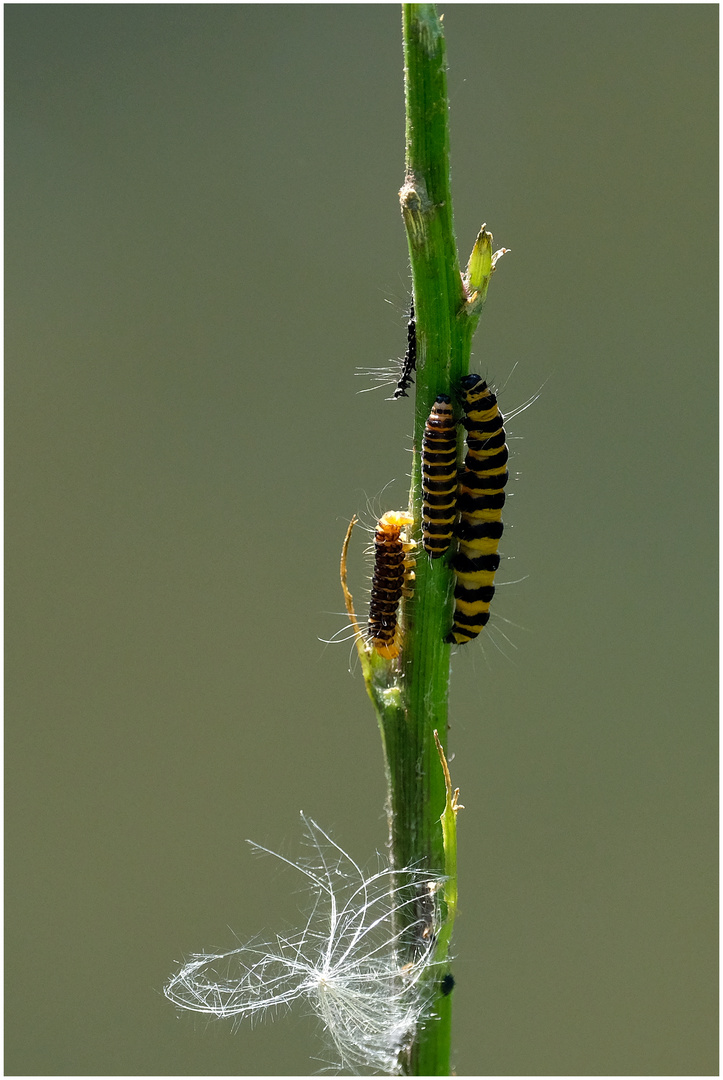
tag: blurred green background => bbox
[6,5,717,1076]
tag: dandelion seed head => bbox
[164,815,445,1074]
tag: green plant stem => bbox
[346,6,503,1074]
[397,5,461,1074]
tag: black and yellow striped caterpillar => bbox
[421,395,458,559]
[445,374,508,645]
[369,510,415,659]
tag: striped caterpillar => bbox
[421,395,457,559]
[445,374,508,645]
[369,510,415,659]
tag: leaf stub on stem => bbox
[399,174,433,250]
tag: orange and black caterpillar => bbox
[393,300,416,399]
[369,510,415,658]
[445,374,508,645]
[422,395,457,559]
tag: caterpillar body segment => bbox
[446,374,508,645]
[369,510,415,659]
[421,395,458,559]
[393,300,416,399]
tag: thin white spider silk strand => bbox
[165,814,445,1075]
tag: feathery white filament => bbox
[165,815,444,1075]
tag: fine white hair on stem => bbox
[164,814,445,1075]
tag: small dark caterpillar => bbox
[393,299,416,399]
[422,394,458,559]
[354,298,416,399]
[369,510,415,659]
[445,374,508,645]
[440,972,455,996]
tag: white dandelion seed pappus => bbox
[164,815,445,1075]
